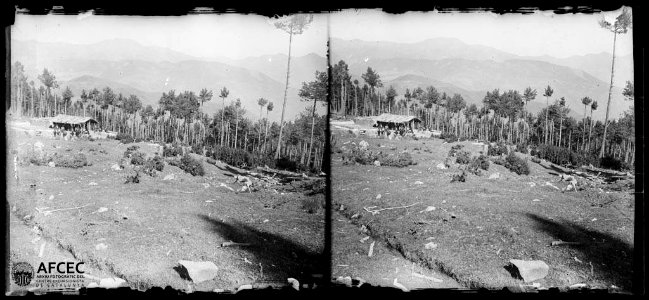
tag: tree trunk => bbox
[275,26,293,159]
[306,99,318,168]
[600,31,617,158]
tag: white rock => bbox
[48,161,56,168]
[203,183,210,188]
[111,164,121,171]
[425,242,438,250]
[436,162,447,170]
[163,174,175,181]
[99,277,126,289]
[413,181,423,185]
[97,207,108,213]
[359,140,369,151]
[49,195,54,200]
[373,160,381,167]
[95,243,108,250]
[376,194,382,199]
[509,259,549,282]
[489,173,500,179]
[177,260,219,284]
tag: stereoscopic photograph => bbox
[5,5,639,296]
[7,11,328,294]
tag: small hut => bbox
[49,114,98,132]
[373,114,421,132]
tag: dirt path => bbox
[332,211,463,290]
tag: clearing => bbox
[6,117,325,293]
[331,126,634,292]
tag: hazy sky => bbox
[330,8,634,58]
[12,13,329,60]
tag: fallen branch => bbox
[220,241,252,247]
[550,240,582,246]
[412,272,443,283]
[363,202,421,215]
[36,204,92,216]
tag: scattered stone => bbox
[489,173,500,179]
[436,162,448,170]
[419,206,436,213]
[99,277,126,289]
[508,259,549,282]
[413,181,423,185]
[48,161,56,168]
[95,243,108,250]
[360,236,370,243]
[532,199,541,202]
[111,164,121,171]
[287,278,299,291]
[177,260,219,284]
[97,207,108,213]
[376,194,382,199]
[359,140,369,151]
[424,242,438,250]
[49,195,54,200]
[203,183,210,188]
[163,174,175,181]
[373,160,381,167]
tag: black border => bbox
[2,1,646,297]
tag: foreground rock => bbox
[509,259,549,282]
[177,260,219,283]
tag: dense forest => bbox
[328,59,635,171]
[9,61,328,174]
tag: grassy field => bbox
[7,118,325,293]
[331,130,634,291]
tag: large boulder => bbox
[176,260,219,283]
[508,259,549,282]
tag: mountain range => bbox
[12,37,634,122]
[11,39,328,121]
[330,37,634,120]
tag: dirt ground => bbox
[331,129,634,292]
[6,118,326,293]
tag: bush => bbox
[516,143,529,154]
[301,197,325,214]
[163,144,184,157]
[124,171,140,184]
[54,153,91,168]
[487,142,508,156]
[504,152,530,175]
[468,155,490,175]
[440,132,458,143]
[116,133,134,144]
[130,152,146,166]
[170,154,205,176]
[142,156,165,176]
[600,155,630,171]
[206,157,217,165]
[455,151,471,165]
[377,152,416,167]
[533,144,597,167]
[448,144,464,157]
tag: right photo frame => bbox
[328,8,637,292]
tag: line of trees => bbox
[328,58,635,169]
[9,64,328,173]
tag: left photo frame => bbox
[5,11,329,294]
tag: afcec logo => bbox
[12,262,35,286]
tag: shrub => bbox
[206,157,217,165]
[534,144,598,167]
[440,132,458,143]
[516,143,529,154]
[451,171,467,183]
[116,133,134,144]
[171,154,205,176]
[600,155,630,171]
[378,152,416,167]
[455,151,471,165]
[301,197,325,214]
[54,153,91,168]
[448,144,464,157]
[488,142,508,156]
[142,156,164,176]
[163,144,184,157]
[124,171,140,184]
[504,152,530,175]
[130,152,146,166]
[468,155,490,175]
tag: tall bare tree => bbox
[219,87,229,146]
[599,7,632,158]
[580,96,593,151]
[542,85,554,144]
[273,14,314,159]
[264,101,274,152]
